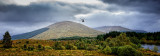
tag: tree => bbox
[153,45,159,52]
[108,33,131,47]
[102,46,112,54]
[2,31,12,48]
[117,45,138,56]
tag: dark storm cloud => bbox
[0,2,96,26]
[101,0,160,14]
[0,1,101,39]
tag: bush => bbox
[153,45,158,52]
[129,37,141,44]
[97,35,104,41]
[23,44,27,50]
[107,33,131,47]
[24,44,27,48]
[130,43,138,49]
[65,44,77,50]
[72,45,77,50]
[111,47,119,55]
[86,45,98,51]
[97,45,103,49]
[102,46,112,54]
[38,44,42,49]
[26,41,29,44]
[53,42,65,50]
[60,46,66,50]
[44,46,52,49]
[75,42,86,49]
[137,44,142,48]
[117,45,140,56]
[146,47,150,51]
[28,46,35,51]
[136,51,144,56]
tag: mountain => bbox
[94,26,132,33]
[12,21,104,40]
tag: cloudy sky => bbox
[0,0,160,39]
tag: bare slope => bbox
[30,21,104,40]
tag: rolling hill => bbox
[94,26,147,33]
[94,26,132,33]
[12,21,104,40]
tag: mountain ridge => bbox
[12,21,104,40]
[94,26,147,33]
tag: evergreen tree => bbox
[2,31,12,48]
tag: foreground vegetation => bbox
[0,31,160,56]
[0,40,107,56]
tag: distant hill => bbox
[94,26,132,33]
[94,26,147,33]
[133,30,147,33]
[12,21,104,40]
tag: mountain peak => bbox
[30,21,104,40]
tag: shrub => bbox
[44,46,52,49]
[38,44,45,50]
[107,33,131,47]
[146,47,150,51]
[129,37,141,44]
[53,42,64,50]
[137,44,142,48]
[38,44,42,49]
[130,43,138,49]
[136,51,144,56]
[66,44,77,50]
[75,42,86,49]
[153,45,158,52]
[86,45,98,51]
[97,45,103,49]
[111,47,119,55]
[60,46,66,50]
[26,41,29,44]
[105,37,112,42]
[24,44,27,48]
[72,45,77,50]
[96,35,104,41]
[28,46,35,51]
[102,46,112,54]
[117,45,137,56]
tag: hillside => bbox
[94,26,132,33]
[12,28,49,40]
[30,21,104,40]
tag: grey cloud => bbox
[0,2,98,26]
[101,0,160,14]
[81,12,160,32]
[0,1,102,39]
